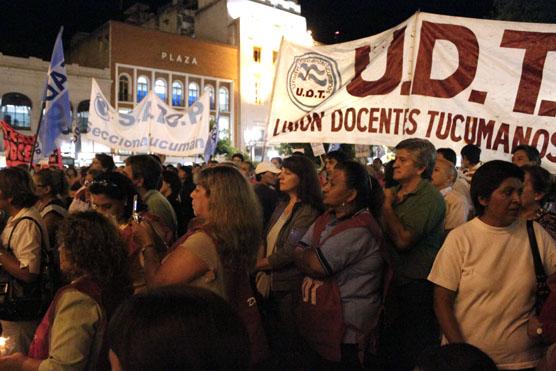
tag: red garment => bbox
[539,273,556,344]
[297,209,391,362]
[28,277,103,361]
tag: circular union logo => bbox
[287,52,341,112]
[94,93,110,121]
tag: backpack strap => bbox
[527,220,551,315]
[40,204,67,219]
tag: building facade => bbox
[0,53,111,164]
[70,20,239,156]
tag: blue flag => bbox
[327,143,341,153]
[204,115,219,161]
[36,27,72,160]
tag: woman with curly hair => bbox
[0,211,131,371]
[139,165,268,365]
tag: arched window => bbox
[154,79,167,101]
[137,76,149,102]
[76,100,90,134]
[188,82,199,106]
[205,85,215,110]
[218,87,229,112]
[172,81,183,106]
[118,75,130,102]
[1,92,32,129]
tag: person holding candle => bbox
[0,211,131,370]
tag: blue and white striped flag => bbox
[36,27,72,160]
[204,115,219,161]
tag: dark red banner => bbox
[0,120,36,167]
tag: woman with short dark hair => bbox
[107,285,250,371]
[429,160,556,369]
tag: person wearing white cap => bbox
[254,162,281,227]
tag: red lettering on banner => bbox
[356,108,368,132]
[547,133,556,162]
[532,129,550,157]
[368,108,379,133]
[511,126,533,150]
[347,27,406,97]
[405,109,419,135]
[331,110,343,132]
[492,123,510,153]
[412,21,479,98]
[500,30,556,115]
[392,108,404,135]
[272,112,324,136]
[477,118,496,149]
[379,109,391,133]
[426,110,439,137]
[451,114,464,142]
[344,108,356,131]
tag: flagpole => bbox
[29,100,47,170]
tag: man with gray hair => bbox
[380,138,445,371]
[431,157,470,233]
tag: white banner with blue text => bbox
[86,79,210,156]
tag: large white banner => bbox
[268,12,556,172]
[86,79,210,156]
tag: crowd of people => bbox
[0,141,552,370]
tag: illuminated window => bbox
[273,51,278,63]
[77,100,90,134]
[172,81,183,106]
[218,87,229,112]
[254,80,262,104]
[188,82,199,106]
[118,75,130,101]
[218,116,230,140]
[205,85,215,110]
[137,76,149,102]
[155,79,167,101]
[253,47,261,63]
[1,93,32,129]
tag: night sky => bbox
[0,0,495,60]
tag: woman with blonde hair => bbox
[139,164,268,365]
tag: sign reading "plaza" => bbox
[160,52,198,65]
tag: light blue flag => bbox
[36,27,72,160]
[327,143,341,153]
[204,115,219,161]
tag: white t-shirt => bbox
[440,187,470,230]
[428,217,556,370]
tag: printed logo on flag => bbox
[287,52,341,112]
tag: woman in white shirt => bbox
[429,160,556,370]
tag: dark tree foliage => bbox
[494,0,556,23]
